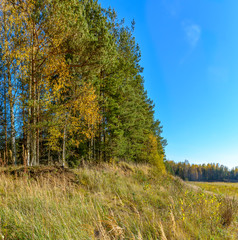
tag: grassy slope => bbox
[0,163,237,240]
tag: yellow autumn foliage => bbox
[0,0,101,155]
[142,134,166,172]
[47,82,101,151]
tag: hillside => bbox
[0,163,236,239]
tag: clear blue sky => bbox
[100,0,238,169]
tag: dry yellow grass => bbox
[0,164,236,239]
[192,181,238,198]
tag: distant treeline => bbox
[165,160,238,182]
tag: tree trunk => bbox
[2,6,8,166]
[27,70,32,166]
[8,64,16,165]
[36,84,40,165]
[4,72,8,166]
[31,22,37,166]
[22,76,26,165]
[62,126,66,167]
[3,0,16,165]
[48,146,51,165]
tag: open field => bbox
[0,164,236,239]
[192,182,238,198]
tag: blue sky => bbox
[100,0,238,169]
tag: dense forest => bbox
[165,160,238,182]
[0,0,166,169]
